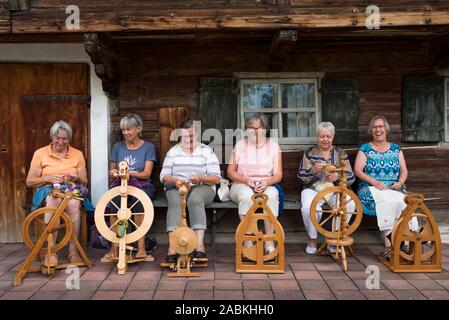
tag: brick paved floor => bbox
[1,243,449,300]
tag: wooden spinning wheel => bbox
[160,182,207,277]
[380,193,441,272]
[236,194,285,273]
[14,190,92,286]
[309,154,363,271]
[95,161,154,274]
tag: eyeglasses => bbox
[371,125,385,130]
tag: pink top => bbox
[233,138,281,182]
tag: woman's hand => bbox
[390,181,403,190]
[109,169,119,177]
[325,173,338,183]
[312,162,326,174]
[254,180,270,193]
[373,180,388,190]
[46,174,64,184]
[175,179,185,189]
[189,175,202,185]
[245,178,256,189]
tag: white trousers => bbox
[301,188,356,239]
[229,183,279,217]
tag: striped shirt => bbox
[297,145,355,188]
[160,143,221,189]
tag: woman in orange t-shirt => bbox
[26,120,88,265]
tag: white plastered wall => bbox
[0,43,109,205]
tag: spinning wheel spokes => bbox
[310,186,363,239]
[22,208,72,253]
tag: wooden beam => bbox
[9,4,449,33]
[268,29,298,71]
[83,33,119,99]
[7,0,29,11]
[0,0,10,33]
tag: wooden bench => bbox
[152,194,302,223]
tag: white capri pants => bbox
[301,188,356,239]
[229,183,279,217]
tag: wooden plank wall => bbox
[115,37,449,203]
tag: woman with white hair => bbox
[354,115,409,259]
[26,120,90,264]
[103,114,157,260]
[297,122,356,254]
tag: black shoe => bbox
[165,254,179,263]
[192,251,207,259]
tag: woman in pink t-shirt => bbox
[227,113,283,254]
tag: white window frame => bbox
[239,78,320,145]
[446,78,449,142]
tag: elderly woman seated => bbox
[297,122,356,254]
[160,119,221,263]
[354,115,409,259]
[227,113,283,254]
[26,120,91,265]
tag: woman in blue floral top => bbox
[354,116,409,258]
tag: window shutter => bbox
[198,78,238,140]
[402,75,444,142]
[321,78,359,145]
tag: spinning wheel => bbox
[309,154,363,271]
[380,193,441,272]
[14,190,92,286]
[160,182,207,277]
[236,194,285,273]
[95,161,155,274]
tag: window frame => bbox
[239,78,321,145]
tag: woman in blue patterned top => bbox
[354,115,408,259]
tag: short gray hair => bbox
[50,120,72,141]
[245,113,270,131]
[316,122,335,137]
[367,115,390,136]
[120,114,143,137]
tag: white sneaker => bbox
[327,245,341,254]
[305,246,317,255]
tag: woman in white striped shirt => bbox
[160,120,221,263]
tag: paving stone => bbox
[314,263,342,272]
[80,271,111,281]
[214,290,244,300]
[60,290,96,300]
[98,280,131,291]
[391,289,427,300]
[320,272,351,280]
[186,280,214,291]
[273,290,305,300]
[0,291,34,300]
[133,271,162,281]
[153,290,184,300]
[30,290,66,300]
[157,280,187,291]
[268,271,295,280]
[420,290,449,300]
[408,279,444,290]
[10,281,45,292]
[293,271,322,280]
[290,263,317,271]
[92,290,124,300]
[184,290,214,300]
[122,290,154,300]
[270,279,300,291]
[127,279,159,291]
[215,272,241,280]
[361,289,397,300]
[381,280,415,290]
[244,290,274,300]
[40,281,69,291]
[297,279,329,290]
[302,289,336,300]
[325,279,358,290]
[435,280,449,290]
[214,280,242,291]
[242,280,270,290]
[333,290,366,300]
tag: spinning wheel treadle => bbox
[95,161,155,275]
[309,154,363,272]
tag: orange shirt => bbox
[30,144,86,178]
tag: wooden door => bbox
[0,63,90,243]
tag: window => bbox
[239,79,319,144]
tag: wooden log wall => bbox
[114,36,449,204]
